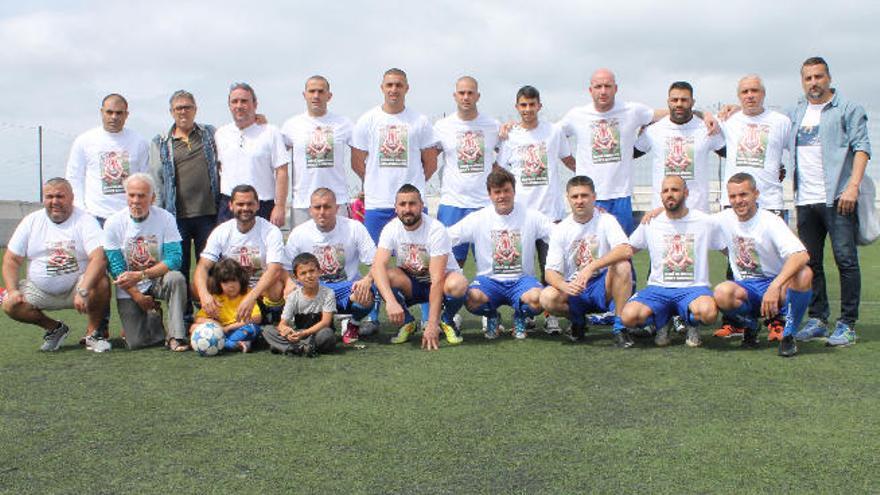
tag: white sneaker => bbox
[453,313,462,331]
[544,316,562,335]
[84,335,112,353]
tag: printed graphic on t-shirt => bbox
[125,235,158,271]
[664,136,695,179]
[306,126,335,168]
[456,130,485,173]
[662,233,695,282]
[45,240,78,276]
[229,245,263,287]
[100,150,131,194]
[797,125,820,146]
[591,119,621,164]
[491,229,523,275]
[736,124,769,168]
[379,125,408,167]
[314,243,347,283]
[733,236,763,279]
[516,143,548,186]
[400,243,430,281]
[572,235,599,273]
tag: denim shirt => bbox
[149,122,219,216]
[787,90,872,206]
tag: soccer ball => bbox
[190,321,226,356]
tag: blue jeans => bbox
[796,201,860,325]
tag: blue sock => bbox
[783,288,812,337]
[419,302,431,323]
[368,298,380,322]
[442,294,465,324]
[350,302,371,321]
[392,289,414,324]
[514,300,539,319]
[611,316,625,335]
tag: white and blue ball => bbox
[190,320,225,356]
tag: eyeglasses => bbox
[173,104,195,112]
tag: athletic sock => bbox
[783,288,812,337]
[442,294,465,324]
[611,315,625,335]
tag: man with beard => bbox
[621,175,724,347]
[2,178,110,351]
[447,168,552,340]
[103,173,188,350]
[539,175,634,347]
[371,184,467,350]
[194,184,286,326]
[712,173,812,357]
[285,188,376,344]
[635,81,726,214]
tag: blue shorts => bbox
[402,273,432,306]
[596,196,634,235]
[468,275,542,314]
[322,279,372,316]
[568,271,612,321]
[735,277,788,318]
[629,285,713,329]
[364,208,397,244]
[437,204,480,262]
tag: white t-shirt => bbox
[351,106,437,209]
[103,206,183,299]
[280,112,353,208]
[7,207,103,295]
[215,122,289,200]
[635,116,726,213]
[559,101,654,200]
[497,121,570,220]
[377,214,461,282]
[65,127,150,219]
[433,113,500,208]
[448,202,552,281]
[545,211,629,281]
[201,217,285,288]
[629,209,724,288]
[720,110,792,210]
[795,103,826,206]
[714,208,806,280]
[285,217,376,283]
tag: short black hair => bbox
[802,56,831,77]
[208,258,249,295]
[728,172,757,190]
[102,93,128,108]
[292,252,320,275]
[396,183,422,200]
[515,85,540,103]
[486,168,516,192]
[566,175,595,193]
[230,184,259,203]
[668,81,693,96]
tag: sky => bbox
[1,0,878,201]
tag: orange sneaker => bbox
[713,324,744,339]
[767,319,784,342]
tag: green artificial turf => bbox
[1,244,878,494]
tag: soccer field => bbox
[1,244,879,494]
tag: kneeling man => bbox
[540,176,634,346]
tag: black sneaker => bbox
[40,322,70,352]
[778,335,797,357]
[568,324,587,343]
[613,329,634,349]
[741,326,760,349]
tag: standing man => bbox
[620,175,724,347]
[215,82,289,227]
[285,188,376,344]
[2,178,110,352]
[371,184,467,350]
[150,90,220,327]
[713,173,812,357]
[351,68,438,244]
[788,57,871,346]
[66,93,151,223]
[635,81,726,213]
[433,75,500,266]
[719,75,792,215]
[539,176,634,346]
[104,174,188,350]
[448,168,552,340]
[281,75,354,227]
[194,185,287,325]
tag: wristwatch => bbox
[76,287,89,298]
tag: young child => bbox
[192,258,262,353]
[351,191,366,224]
[264,253,336,357]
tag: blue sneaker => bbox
[513,315,528,340]
[826,321,857,347]
[794,318,827,342]
[483,315,500,340]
